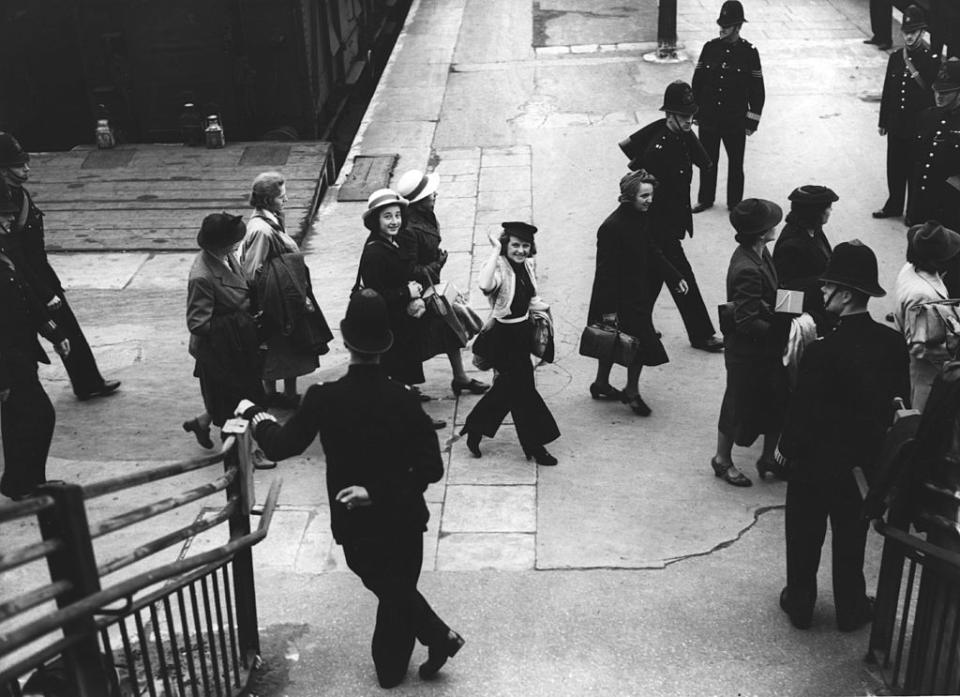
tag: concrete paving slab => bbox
[478,166,530,192]
[434,196,476,227]
[435,532,536,571]
[295,507,339,574]
[54,252,149,290]
[447,430,537,486]
[252,508,309,571]
[439,249,473,288]
[124,252,196,290]
[442,485,536,533]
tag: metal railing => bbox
[0,419,281,696]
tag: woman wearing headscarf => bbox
[712,199,786,487]
[772,185,839,335]
[586,169,688,415]
[240,171,318,409]
[459,222,560,466]
[395,169,488,397]
[183,213,265,446]
[894,221,960,411]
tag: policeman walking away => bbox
[691,0,765,214]
[238,289,464,689]
[619,81,725,352]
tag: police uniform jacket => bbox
[778,313,910,483]
[4,187,63,304]
[912,104,960,227]
[692,37,765,133]
[622,119,713,240]
[398,206,444,287]
[879,44,939,138]
[252,364,444,543]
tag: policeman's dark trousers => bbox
[697,127,746,208]
[0,371,54,499]
[784,473,869,628]
[342,533,450,688]
[882,134,914,217]
[649,237,717,345]
[869,0,892,44]
[52,296,107,397]
[462,321,560,449]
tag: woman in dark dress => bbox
[459,222,560,466]
[772,185,839,335]
[587,169,688,416]
[712,199,787,487]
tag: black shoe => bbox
[876,43,892,50]
[452,378,490,396]
[431,418,447,430]
[182,418,214,449]
[780,587,813,630]
[863,36,879,44]
[711,457,752,487]
[756,457,785,480]
[419,630,465,680]
[524,445,558,466]
[872,208,899,219]
[409,385,433,402]
[691,336,724,353]
[77,379,121,401]
[622,392,652,416]
[692,202,714,214]
[838,596,875,632]
[461,428,482,457]
[589,382,622,400]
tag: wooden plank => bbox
[338,154,398,201]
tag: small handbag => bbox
[578,322,640,367]
[471,323,495,371]
[530,308,554,363]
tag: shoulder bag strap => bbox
[15,189,29,232]
[903,48,927,91]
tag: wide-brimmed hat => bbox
[933,59,960,93]
[901,4,927,32]
[340,288,394,355]
[0,132,29,168]
[908,221,960,264]
[197,212,246,250]
[395,169,439,204]
[730,198,783,237]
[788,185,839,206]
[820,239,886,297]
[717,0,747,27]
[660,80,698,116]
[501,221,538,243]
[362,188,407,226]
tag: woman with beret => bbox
[586,169,688,415]
[894,221,960,410]
[459,222,560,466]
[240,171,319,409]
[772,185,839,335]
[712,199,787,486]
[183,213,265,446]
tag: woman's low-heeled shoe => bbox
[524,445,558,466]
[589,382,622,400]
[419,630,465,679]
[182,418,214,449]
[711,457,752,487]
[622,393,652,416]
[452,378,490,396]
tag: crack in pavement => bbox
[660,504,785,569]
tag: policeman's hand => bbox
[878,127,887,137]
[407,280,423,298]
[336,486,371,510]
[0,388,9,403]
[675,279,690,295]
[46,296,62,311]
[55,339,70,357]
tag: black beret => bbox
[788,185,839,205]
[501,221,538,242]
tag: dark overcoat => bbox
[772,219,833,333]
[397,205,444,286]
[724,245,780,360]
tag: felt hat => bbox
[501,221,538,243]
[901,4,927,32]
[820,240,886,297]
[787,185,839,205]
[340,288,394,354]
[730,198,783,237]
[933,59,960,93]
[660,80,699,116]
[908,221,960,264]
[395,169,439,204]
[196,212,246,250]
[0,132,29,168]
[362,188,407,226]
[717,0,747,27]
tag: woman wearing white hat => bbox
[395,168,488,397]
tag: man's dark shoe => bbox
[692,336,724,353]
[431,418,447,430]
[780,587,814,630]
[872,208,899,219]
[692,202,714,214]
[876,43,892,51]
[419,630,465,679]
[863,37,879,45]
[838,596,875,632]
[77,379,121,401]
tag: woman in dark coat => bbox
[772,185,839,335]
[587,169,688,415]
[712,199,787,487]
[184,213,265,445]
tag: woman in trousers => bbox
[459,221,560,466]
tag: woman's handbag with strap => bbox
[530,308,555,363]
[909,299,960,357]
[578,322,640,367]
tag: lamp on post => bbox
[643,0,688,64]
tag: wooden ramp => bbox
[28,142,335,252]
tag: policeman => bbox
[908,60,960,231]
[238,289,464,688]
[0,132,120,401]
[619,81,724,352]
[691,0,765,213]
[0,186,70,500]
[776,241,910,632]
[874,5,940,222]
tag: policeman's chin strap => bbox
[823,286,841,318]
